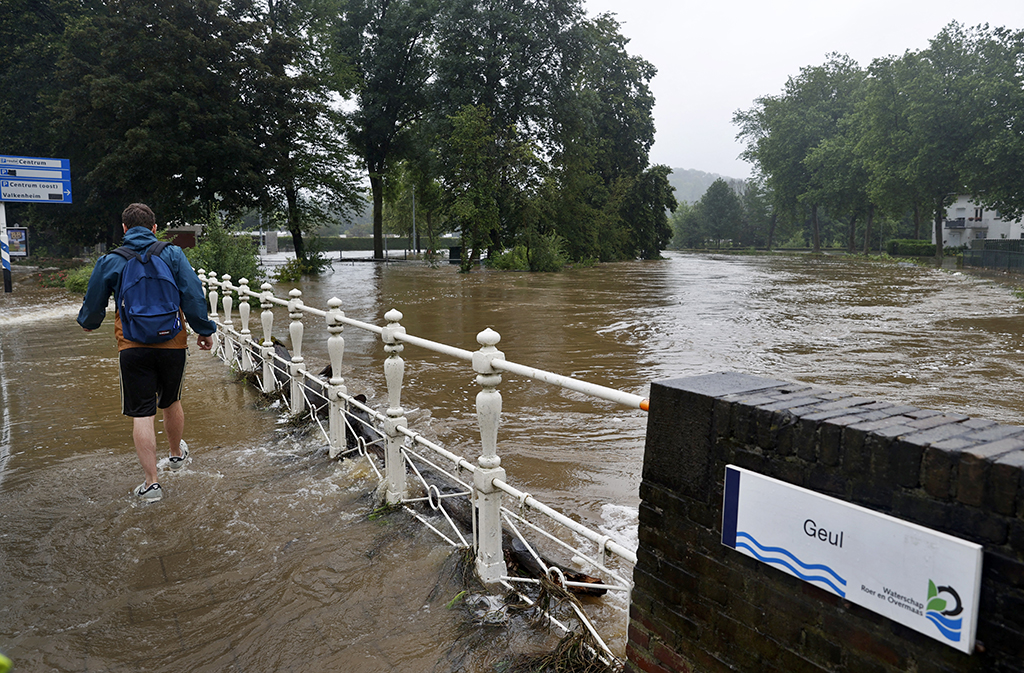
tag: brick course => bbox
[625,373,1024,673]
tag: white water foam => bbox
[599,503,639,555]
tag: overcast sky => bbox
[583,0,1024,180]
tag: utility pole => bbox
[412,185,417,254]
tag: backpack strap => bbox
[111,246,140,262]
[143,241,171,263]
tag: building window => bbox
[975,208,984,220]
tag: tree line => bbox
[1,0,677,270]
[678,23,1024,257]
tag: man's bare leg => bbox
[133,416,159,487]
[163,400,185,458]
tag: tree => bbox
[736,54,865,253]
[241,0,363,262]
[440,105,500,271]
[885,26,977,261]
[621,165,677,259]
[699,179,743,248]
[53,0,258,244]
[670,202,704,249]
[856,54,930,244]
[958,26,1024,221]
[737,177,775,248]
[332,0,435,259]
[538,13,664,261]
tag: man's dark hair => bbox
[122,203,156,230]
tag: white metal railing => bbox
[197,270,646,663]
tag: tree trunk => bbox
[811,203,821,253]
[934,198,945,264]
[862,204,874,255]
[286,184,304,261]
[913,204,922,239]
[766,211,777,250]
[370,174,384,260]
[847,213,859,253]
[108,212,120,247]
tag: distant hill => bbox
[667,168,745,205]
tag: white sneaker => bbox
[133,482,163,502]
[168,440,189,472]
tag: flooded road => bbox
[1,251,1022,672]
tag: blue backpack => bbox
[112,241,183,344]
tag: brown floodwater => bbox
[1,252,1022,672]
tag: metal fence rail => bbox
[963,248,1024,272]
[198,271,646,664]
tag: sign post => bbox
[0,228,9,294]
[0,154,73,292]
[722,465,983,653]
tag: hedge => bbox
[886,239,936,256]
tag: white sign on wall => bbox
[721,465,983,654]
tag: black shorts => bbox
[118,348,188,417]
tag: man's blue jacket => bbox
[76,226,217,337]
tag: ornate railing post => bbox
[220,273,235,365]
[288,288,306,415]
[472,327,507,584]
[260,282,277,393]
[381,309,407,503]
[208,273,219,321]
[326,297,347,458]
[205,271,221,353]
[238,278,253,372]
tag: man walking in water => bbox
[77,203,217,502]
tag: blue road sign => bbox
[0,178,73,203]
[0,155,69,170]
[0,155,72,204]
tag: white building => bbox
[939,195,1024,248]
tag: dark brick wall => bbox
[625,372,1024,673]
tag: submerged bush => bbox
[486,232,568,272]
[184,211,264,286]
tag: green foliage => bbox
[15,0,670,264]
[699,179,743,247]
[440,105,502,271]
[272,257,322,282]
[485,246,529,271]
[53,0,259,232]
[670,202,702,249]
[272,236,332,280]
[672,179,752,249]
[183,211,264,289]
[736,24,1024,259]
[527,232,569,272]
[64,264,94,295]
[886,239,936,257]
[487,232,568,272]
[331,0,436,259]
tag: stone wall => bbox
[625,372,1024,673]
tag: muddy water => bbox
[1,252,1022,672]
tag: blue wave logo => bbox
[925,580,963,642]
[735,532,847,597]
